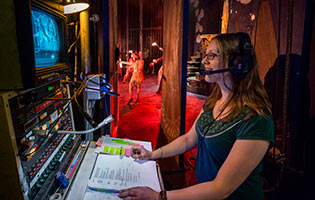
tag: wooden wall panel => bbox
[159,0,184,169]
[253,0,278,82]
[269,0,306,55]
[228,0,260,36]
[227,0,277,82]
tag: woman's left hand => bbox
[118,186,159,200]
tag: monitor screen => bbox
[31,7,63,68]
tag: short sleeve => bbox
[236,114,275,144]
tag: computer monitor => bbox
[0,0,69,89]
[31,6,64,68]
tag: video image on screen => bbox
[31,9,61,68]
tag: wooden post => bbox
[159,0,188,170]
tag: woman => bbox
[129,56,144,103]
[120,53,138,83]
[149,56,164,94]
[119,32,274,200]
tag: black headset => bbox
[228,33,254,76]
[200,32,254,76]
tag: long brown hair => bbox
[204,33,272,121]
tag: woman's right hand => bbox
[131,146,152,160]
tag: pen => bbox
[71,150,81,167]
[89,187,120,194]
[89,153,99,179]
[68,159,79,179]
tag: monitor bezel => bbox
[14,0,69,89]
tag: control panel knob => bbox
[36,183,42,189]
[43,173,49,178]
[46,169,52,174]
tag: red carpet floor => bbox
[116,73,206,187]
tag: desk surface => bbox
[65,137,162,200]
[65,145,98,200]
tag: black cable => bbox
[32,74,116,142]
[41,77,95,135]
[40,98,71,101]
[21,99,72,157]
[73,92,98,128]
[85,87,120,97]
[23,76,105,157]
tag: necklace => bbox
[202,98,233,138]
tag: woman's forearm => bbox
[151,132,196,159]
[151,110,202,160]
[167,181,226,200]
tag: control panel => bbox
[0,78,82,200]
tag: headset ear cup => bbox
[228,54,254,76]
[228,54,244,76]
[245,55,254,74]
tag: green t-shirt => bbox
[195,107,274,200]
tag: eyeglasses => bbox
[202,53,220,65]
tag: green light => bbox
[17,117,25,124]
[48,86,53,91]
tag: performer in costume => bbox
[150,42,164,94]
[120,52,138,83]
[128,54,144,104]
[150,57,163,94]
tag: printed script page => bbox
[88,154,161,192]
